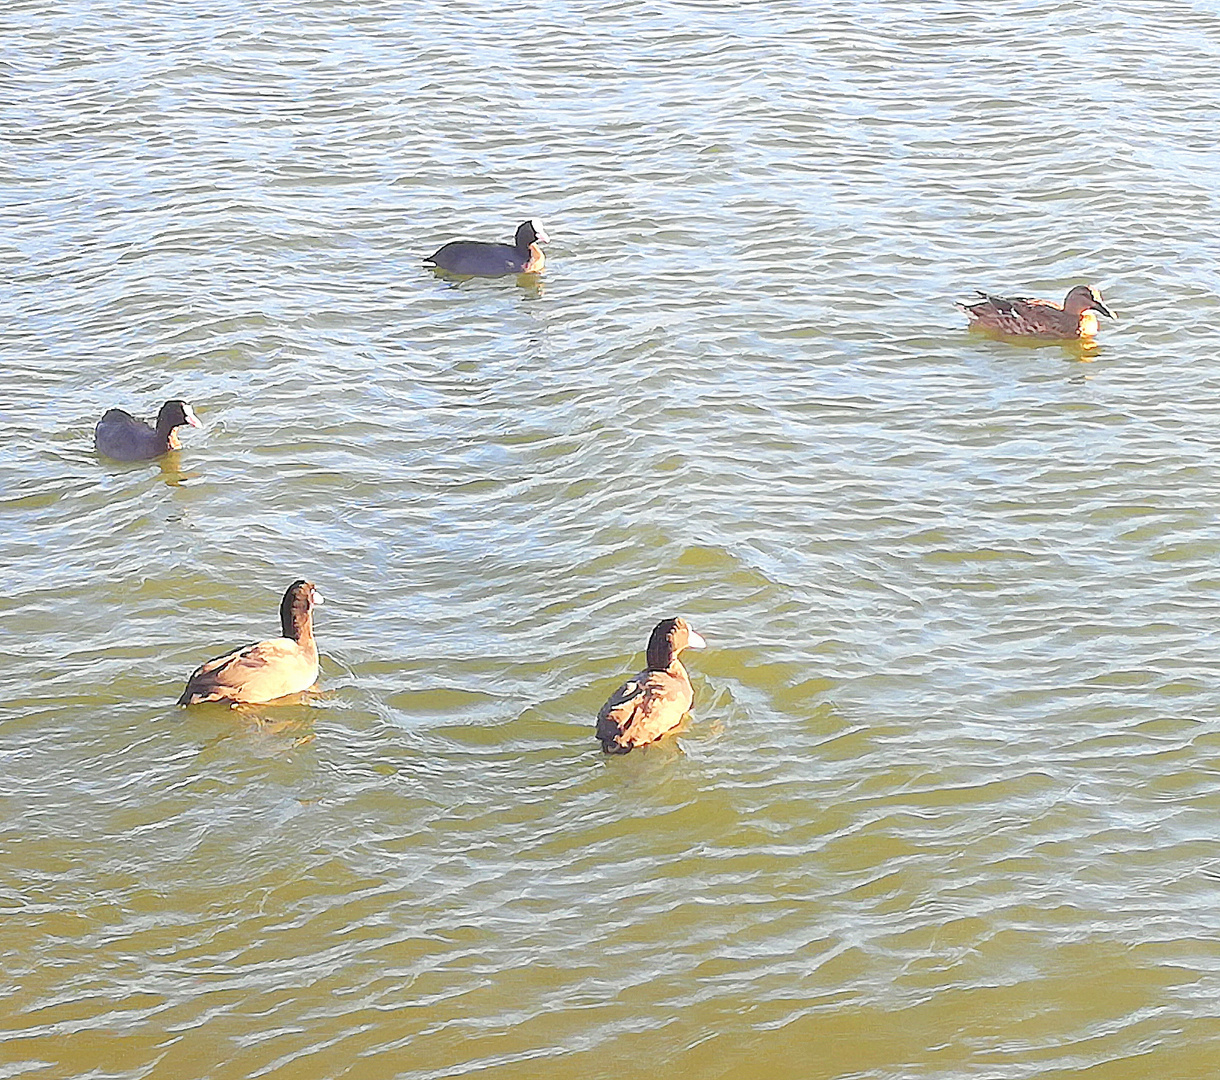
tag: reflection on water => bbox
[964,326,1105,361]
[156,451,201,485]
[234,710,317,747]
[427,265,546,297]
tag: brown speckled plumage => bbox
[958,285,1114,340]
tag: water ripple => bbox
[6,0,1220,1077]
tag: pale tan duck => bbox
[958,285,1115,340]
[596,618,706,754]
[177,580,323,706]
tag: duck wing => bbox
[177,637,317,705]
[962,292,1071,336]
[425,241,521,276]
[596,669,693,753]
[971,292,1041,314]
[95,410,161,461]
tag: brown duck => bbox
[177,580,323,706]
[596,618,706,754]
[958,285,1115,340]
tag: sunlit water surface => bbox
[5,0,1220,1077]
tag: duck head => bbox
[515,219,549,250]
[645,617,706,670]
[156,399,202,432]
[1064,285,1114,319]
[280,580,324,641]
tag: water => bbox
[5,0,1220,1076]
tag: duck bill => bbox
[312,590,325,606]
[1093,301,1115,319]
[686,630,707,650]
[184,404,203,428]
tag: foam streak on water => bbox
[5,1,1220,1077]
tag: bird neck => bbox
[522,244,545,272]
[282,606,313,645]
[647,645,678,671]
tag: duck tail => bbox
[600,739,633,755]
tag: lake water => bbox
[5,0,1220,1076]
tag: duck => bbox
[94,399,201,461]
[596,618,707,754]
[424,219,548,276]
[177,580,323,706]
[958,285,1115,340]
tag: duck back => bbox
[95,409,163,461]
[176,636,319,706]
[426,241,527,276]
[596,662,695,753]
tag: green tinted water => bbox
[5,1,1220,1077]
